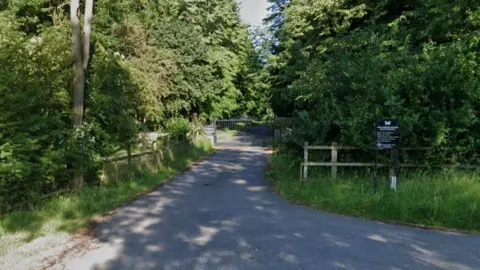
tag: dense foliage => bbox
[2,0,479,212]
[267,0,480,164]
[0,0,266,211]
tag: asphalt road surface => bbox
[61,147,480,270]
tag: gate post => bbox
[303,142,309,179]
[244,120,247,144]
[213,119,217,146]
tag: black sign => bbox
[375,120,400,150]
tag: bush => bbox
[0,18,73,212]
[269,0,480,165]
[164,118,192,141]
[0,15,138,213]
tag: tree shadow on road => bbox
[66,148,480,270]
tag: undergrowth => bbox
[0,138,213,256]
[267,153,480,231]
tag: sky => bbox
[237,0,269,26]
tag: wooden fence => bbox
[301,142,479,180]
[101,140,190,184]
[1,140,192,215]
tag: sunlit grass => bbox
[0,138,213,255]
[267,153,480,231]
[217,129,241,138]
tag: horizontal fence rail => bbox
[301,142,479,180]
[100,140,189,184]
[0,139,195,215]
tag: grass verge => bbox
[0,137,214,257]
[267,153,480,232]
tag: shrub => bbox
[164,118,192,141]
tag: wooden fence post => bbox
[114,161,119,183]
[127,145,133,178]
[303,142,309,180]
[152,140,157,151]
[331,142,338,180]
[127,145,132,166]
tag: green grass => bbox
[0,138,213,255]
[267,153,480,231]
[217,129,242,139]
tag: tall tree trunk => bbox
[71,0,85,189]
[83,0,93,70]
[70,0,94,189]
[71,0,83,129]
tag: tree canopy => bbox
[0,0,268,211]
[2,0,479,211]
[265,0,480,164]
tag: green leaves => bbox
[267,0,480,164]
[1,0,260,211]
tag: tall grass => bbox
[267,153,480,231]
[0,137,213,251]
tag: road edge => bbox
[264,153,479,236]
[39,149,217,270]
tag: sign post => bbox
[374,120,400,191]
[204,125,216,147]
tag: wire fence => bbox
[100,140,190,184]
[0,139,194,215]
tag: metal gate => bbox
[214,119,272,147]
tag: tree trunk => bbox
[71,0,84,189]
[70,0,94,190]
[71,0,84,129]
[83,0,94,70]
